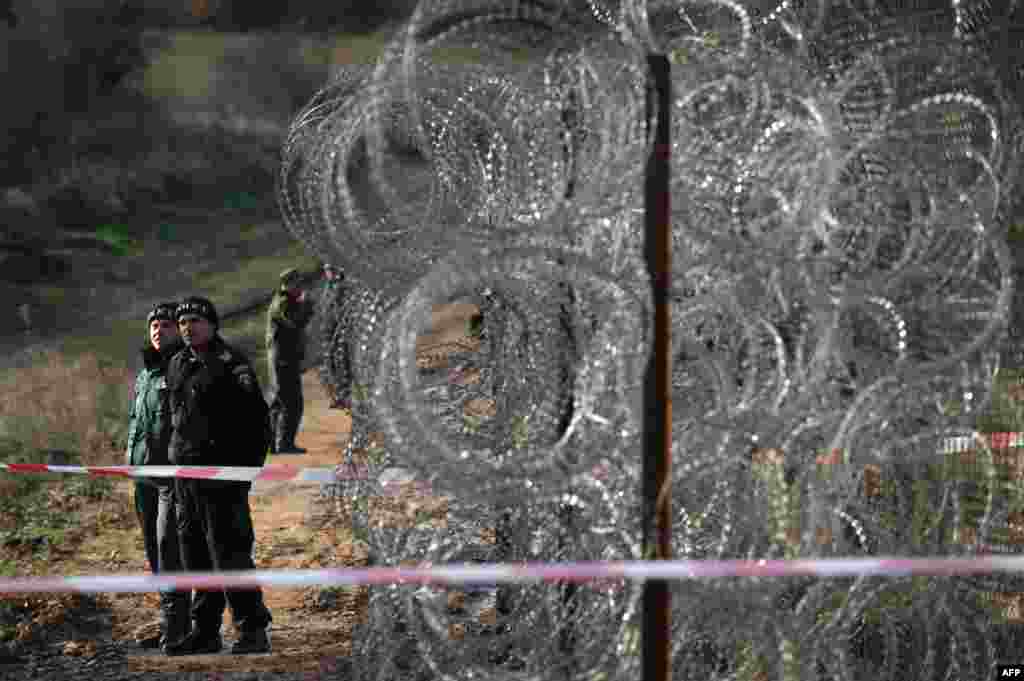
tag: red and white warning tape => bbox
[1,433,1018,482]
[2,556,1024,594]
[941,432,1024,454]
[0,463,365,484]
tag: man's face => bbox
[149,319,179,352]
[178,315,213,348]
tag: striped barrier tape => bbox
[941,432,1024,454]
[3,557,1024,594]
[0,463,434,496]
[1,431,1018,482]
[0,463,368,484]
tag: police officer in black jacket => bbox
[164,296,273,656]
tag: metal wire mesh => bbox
[279,0,1024,678]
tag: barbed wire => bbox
[274,0,1024,678]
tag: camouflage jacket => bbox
[125,340,183,467]
[266,288,314,365]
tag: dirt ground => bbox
[1,304,480,678]
[31,370,358,675]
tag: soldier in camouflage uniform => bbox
[266,268,314,454]
[125,302,190,651]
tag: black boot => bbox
[276,421,304,453]
[278,414,305,454]
[160,594,191,650]
[163,627,222,656]
[231,628,271,654]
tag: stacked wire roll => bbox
[315,271,348,405]
[278,0,1024,678]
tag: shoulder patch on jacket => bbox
[232,363,257,392]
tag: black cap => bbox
[147,302,179,325]
[176,296,219,327]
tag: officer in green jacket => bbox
[125,302,190,651]
[266,268,314,454]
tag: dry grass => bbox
[0,350,133,466]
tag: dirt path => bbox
[0,372,362,677]
[3,304,481,677]
[67,372,356,675]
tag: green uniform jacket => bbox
[266,288,314,365]
[125,341,182,467]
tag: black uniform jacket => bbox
[167,336,262,466]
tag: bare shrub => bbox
[0,351,133,466]
[0,475,20,502]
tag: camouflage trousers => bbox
[268,359,304,448]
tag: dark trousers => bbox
[134,480,191,640]
[268,358,304,447]
[174,478,272,634]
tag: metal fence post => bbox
[643,52,672,681]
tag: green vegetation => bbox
[219,304,272,387]
[53,243,318,372]
[300,32,391,67]
[191,243,319,315]
[139,27,547,110]
[0,442,77,562]
[752,454,800,559]
[734,640,769,681]
[142,32,229,99]
[744,364,1024,675]
[352,384,370,403]
[34,285,68,307]
[223,192,260,212]
[142,29,390,103]
[365,444,386,466]
[0,599,16,642]
[94,223,141,257]
[0,353,128,560]
[463,414,482,435]
[0,354,129,463]
[157,222,184,243]
[510,414,529,450]
[0,503,68,561]
[57,319,142,364]
[977,367,1024,433]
